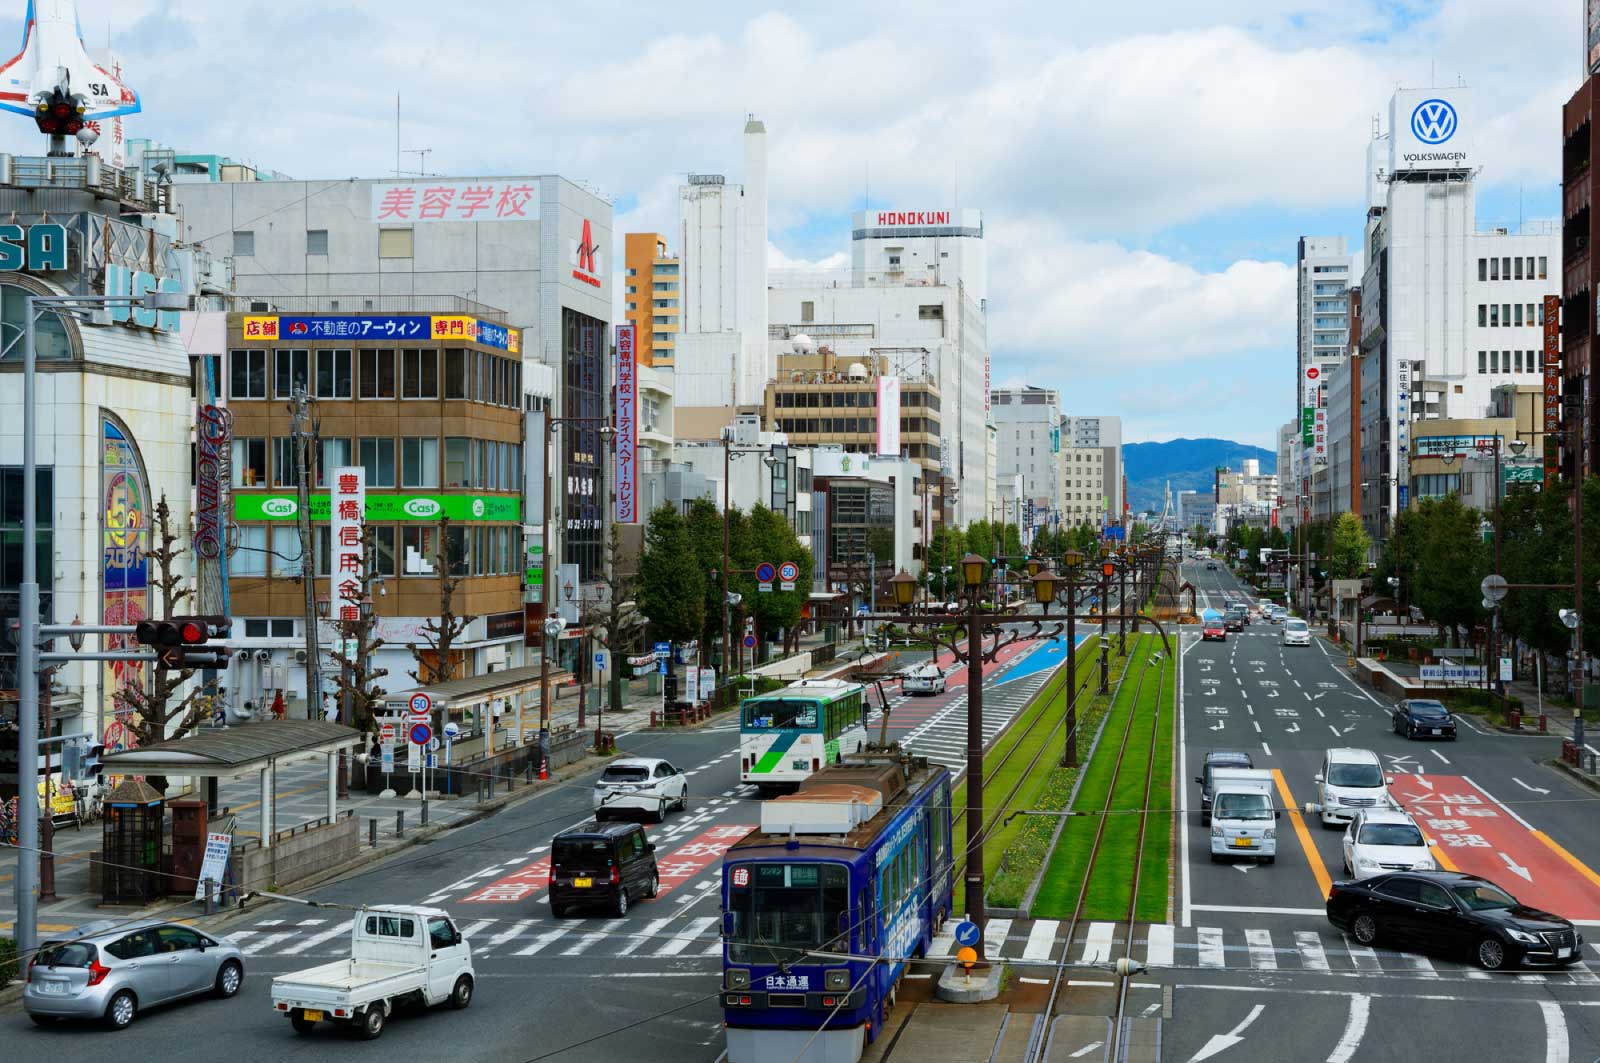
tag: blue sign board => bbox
[477,321,512,350]
[1103,525,1126,541]
[280,315,430,340]
[954,921,981,948]
[654,642,671,654]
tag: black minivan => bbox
[549,819,659,918]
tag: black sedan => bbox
[1326,870,1582,970]
[1392,698,1457,740]
[1205,561,1218,571]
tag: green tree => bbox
[1411,494,1488,646]
[1499,481,1571,665]
[926,525,966,599]
[964,520,995,562]
[1001,521,1023,559]
[736,504,812,658]
[1328,512,1371,580]
[637,504,705,646]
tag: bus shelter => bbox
[391,664,572,762]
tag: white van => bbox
[1311,748,1393,828]
[901,663,947,696]
[1282,618,1311,646]
[1208,767,1279,864]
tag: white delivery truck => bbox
[271,905,474,1040]
[1208,767,1280,865]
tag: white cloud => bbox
[766,242,847,272]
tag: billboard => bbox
[329,466,366,623]
[1395,360,1412,508]
[1390,87,1472,175]
[876,376,901,456]
[1589,0,1600,75]
[1545,295,1561,482]
[614,324,638,524]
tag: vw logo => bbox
[1410,98,1457,145]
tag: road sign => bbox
[1481,574,1509,603]
[778,561,798,583]
[407,742,420,772]
[654,641,671,654]
[1500,657,1514,682]
[409,722,433,746]
[957,946,978,968]
[381,745,394,773]
[744,634,756,649]
[443,721,460,739]
[428,737,441,752]
[780,581,795,591]
[954,921,981,948]
[379,723,395,742]
[755,562,777,583]
[408,692,432,720]
[595,652,606,666]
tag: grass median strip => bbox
[1030,636,1174,922]
[949,634,1099,887]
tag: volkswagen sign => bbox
[404,498,442,518]
[1409,98,1457,144]
[1391,87,1471,174]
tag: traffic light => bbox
[82,742,104,781]
[134,616,231,669]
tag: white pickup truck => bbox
[270,905,474,1040]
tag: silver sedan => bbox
[23,918,245,1029]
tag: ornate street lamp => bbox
[961,552,987,590]
[1031,567,1059,606]
[889,569,919,609]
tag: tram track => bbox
[1028,640,1169,1063]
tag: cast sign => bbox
[234,494,520,522]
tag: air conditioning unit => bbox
[254,649,271,662]
[294,649,308,664]
[236,648,252,661]
[249,300,272,313]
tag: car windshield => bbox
[727,862,850,965]
[1287,620,1308,632]
[601,766,650,783]
[1452,882,1519,911]
[743,698,820,731]
[1409,702,1449,718]
[1328,762,1383,787]
[34,941,95,968]
[1212,792,1272,820]
[1358,823,1424,847]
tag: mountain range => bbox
[1122,438,1277,515]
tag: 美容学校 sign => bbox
[234,494,521,522]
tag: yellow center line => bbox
[1532,831,1600,890]
[1428,843,1461,872]
[1272,768,1332,900]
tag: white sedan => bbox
[1341,808,1437,879]
[593,757,688,822]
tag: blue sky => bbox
[0,0,1577,450]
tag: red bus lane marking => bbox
[460,857,551,904]
[653,824,756,899]
[1387,774,1600,920]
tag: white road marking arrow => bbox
[1513,778,1551,795]
[1341,724,1359,734]
[1266,690,1280,698]
[1210,721,1226,731]
[1285,723,1300,733]
[1499,852,1533,882]
[1413,776,1433,790]
[1234,863,1252,874]
[1186,1003,1265,1063]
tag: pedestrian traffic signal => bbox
[134,616,232,669]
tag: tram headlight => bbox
[825,969,850,990]
[725,968,750,990]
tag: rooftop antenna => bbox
[403,148,435,177]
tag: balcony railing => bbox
[220,293,507,322]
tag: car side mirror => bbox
[1274,810,1281,820]
[722,911,736,938]
[1423,838,1433,847]
[1386,777,1396,785]
[1195,776,1204,784]
[646,842,656,854]
[1313,773,1324,784]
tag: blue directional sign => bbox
[954,921,981,948]
[654,641,671,654]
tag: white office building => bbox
[674,118,770,407]
[1297,237,1353,418]
[991,385,1060,521]
[1358,86,1560,529]
[769,207,990,525]
[1059,415,1123,528]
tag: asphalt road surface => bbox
[2,627,1083,1063]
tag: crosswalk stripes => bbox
[1196,926,1225,968]
[1023,920,1059,961]
[1145,924,1175,968]
[1081,922,1114,964]
[281,919,352,955]
[1245,928,1277,970]
[1293,930,1329,972]
[1340,933,1380,972]
[657,916,717,957]
[617,916,675,958]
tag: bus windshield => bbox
[727,862,850,965]
[742,698,820,731]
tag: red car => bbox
[1203,621,1227,641]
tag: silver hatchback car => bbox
[23,919,245,1029]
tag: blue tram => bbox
[720,751,954,1063]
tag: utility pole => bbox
[290,390,322,720]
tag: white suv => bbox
[1282,618,1311,646]
[1314,748,1392,828]
[593,757,688,822]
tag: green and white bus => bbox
[739,679,868,791]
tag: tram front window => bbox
[742,699,819,731]
[727,862,849,965]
